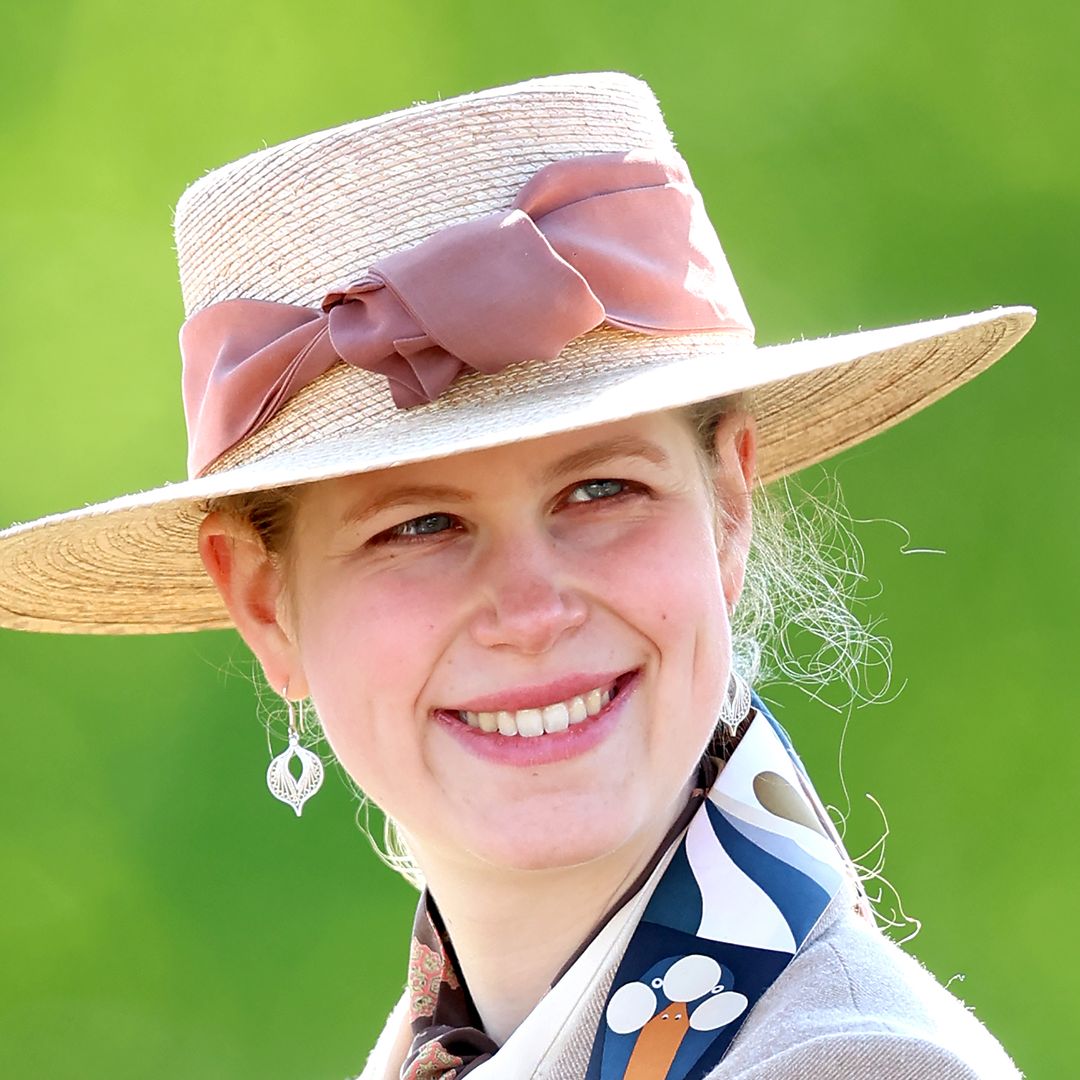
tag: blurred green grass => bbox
[1,1,1075,1076]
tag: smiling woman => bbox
[0,72,1034,1079]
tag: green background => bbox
[1,1,1075,1076]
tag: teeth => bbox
[516,709,544,738]
[452,678,622,736]
[542,702,570,733]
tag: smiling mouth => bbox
[442,671,638,738]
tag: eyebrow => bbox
[538,435,672,485]
[340,484,474,527]
[340,436,673,527]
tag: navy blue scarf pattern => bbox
[584,698,848,1079]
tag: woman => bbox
[0,73,1032,1078]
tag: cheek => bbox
[602,512,732,743]
[580,507,729,646]
[291,563,460,794]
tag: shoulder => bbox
[710,1031,1009,1079]
[710,885,1023,1079]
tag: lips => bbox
[432,669,641,767]
[435,670,638,738]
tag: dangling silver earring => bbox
[266,688,324,816]
[718,670,752,738]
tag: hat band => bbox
[179,150,754,478]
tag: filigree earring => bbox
[266,688,324,816]
[718,670,752,738]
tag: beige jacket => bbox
[357,883,1022,1080]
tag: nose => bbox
[468,533,587,654]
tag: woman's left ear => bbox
[710,410,757,611]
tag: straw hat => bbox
[0,71,1034,635]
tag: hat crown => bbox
[173,72,677,317]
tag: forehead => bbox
[307,411,702,511]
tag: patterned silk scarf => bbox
[399,697,853,1080]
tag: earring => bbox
[266,689,324,817]
[718,670,752,738]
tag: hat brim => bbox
[0,305,1034,634]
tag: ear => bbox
[710,410,757,611]
[197,510,309,698]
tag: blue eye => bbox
[566,479,628,503]
[387,512,458,540]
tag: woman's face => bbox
[208,410,755,873]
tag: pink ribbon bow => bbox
[180,151,753,478]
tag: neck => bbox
[409,782,694,1047]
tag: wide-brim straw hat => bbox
[0,71,1034,636]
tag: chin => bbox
[463,801,647,873]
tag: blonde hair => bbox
[207,398,891,887]
[682,398,890,699]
